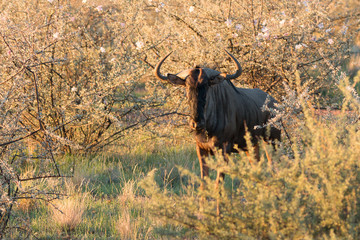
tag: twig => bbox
[0,129,41,147]
[25,67,44,130]
[227,0,232,20]
[0,187,18,237]
[19,175,73,182]
[280,119,293,147]
[166,12,208,43]
[45,140,61,176]
[86,111,187,150]
[0,66,26,85]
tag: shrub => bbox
[141,73,360,239]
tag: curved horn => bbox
[224,50,242,79]
[154,52,173,81]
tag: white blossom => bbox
[215,33,221,41]
[328,39,334,45]
[318,23,324,29]
[280,19,286,27]
[53,32,59,39]
[96,5,103,11]
[82,0,87,3]
[295,43,308,49]
[257,32,270,40]
[235,24,243,31]
[225,18,232,27]
[302,1,310,11]
[295,44,303,50]
[136,41,144,50]
[71,87,78,92]
[341,25,348,35]
[189,6,195,13]
[100,47,106,53]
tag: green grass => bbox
[9,140,199,239]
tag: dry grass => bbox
[117,209,133,240]
[50,180,89,232]
[116,180,137,239]
[116,180,153,239]
[118,180,137,206]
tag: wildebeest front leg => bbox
[196,145,209,213]
[215,144,231,216]
[196,145,209,190]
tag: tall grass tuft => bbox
[116,180,154,239]
[117,208,133,240]
[50,181,90,233]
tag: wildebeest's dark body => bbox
[154,51,281,213]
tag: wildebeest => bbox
[154,50,281,214]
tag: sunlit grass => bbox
[8,140,198,239]
[50,181,89,233]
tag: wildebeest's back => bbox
[239,88,280,142]
[204,81,279,150]
[240,88,277,109]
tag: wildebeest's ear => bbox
[167,74,186,86]
[209,74,226,86]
